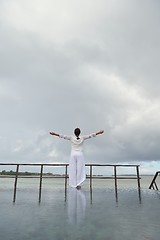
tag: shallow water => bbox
[0,177,160,240]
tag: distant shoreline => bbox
[0,173,153,178]
[0,170,154,177]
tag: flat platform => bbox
[0,178,160,240]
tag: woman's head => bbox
[74,128,81,139]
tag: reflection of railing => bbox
[149,171,160,190]
[0,163,141,202]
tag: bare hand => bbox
[96,130,104,135]
[49,132,55,135]
[99,130,104,134]
[49,132,60,137]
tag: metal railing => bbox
[0,163,141,202]
[149,171,160,190]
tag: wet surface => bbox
[0,184,160,240]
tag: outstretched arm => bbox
[96,130,104,135]
[83,130,104,140]
[49,132,71,140]
[49,132,60,137]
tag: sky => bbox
[0,0,160,175]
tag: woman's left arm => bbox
[83,130,104,140]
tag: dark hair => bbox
[74,128,81,140]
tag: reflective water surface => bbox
[0,178,160,240]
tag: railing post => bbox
[65,165,68,189]
[39,164,43,203]
[136,166,141,202]
[90,165,92,189]
[64,165,68,202]
[114,165,118,201]
[13,164,19,203]
[149,171,159,190]
[136,166,141,189]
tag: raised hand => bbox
[99,130,104,134]
[49,132,60,137]
[96,130,104,135]
[49,132,55,135]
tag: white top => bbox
[59,133,96,151]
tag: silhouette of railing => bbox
[149,171,160,190]
[0,163,141,202]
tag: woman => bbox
[49,128,104,189]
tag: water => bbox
[0,176,160,240]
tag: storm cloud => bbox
[0,0,160,174]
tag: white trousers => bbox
[69,150,86,187]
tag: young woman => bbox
[49,128,104,189]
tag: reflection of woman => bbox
[50,128,104,189]
[67,188,86,225]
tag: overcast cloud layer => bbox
[0,0,160,174]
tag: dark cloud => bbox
[0,0,160,174]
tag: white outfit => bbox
[59,133,96,187]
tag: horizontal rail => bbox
[0,163,139,167]
[0,163,69,166]
[0,175,141,179]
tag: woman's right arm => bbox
[49,132,60,137]
[49,132,71,140]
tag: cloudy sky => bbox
[0,0,160,174]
